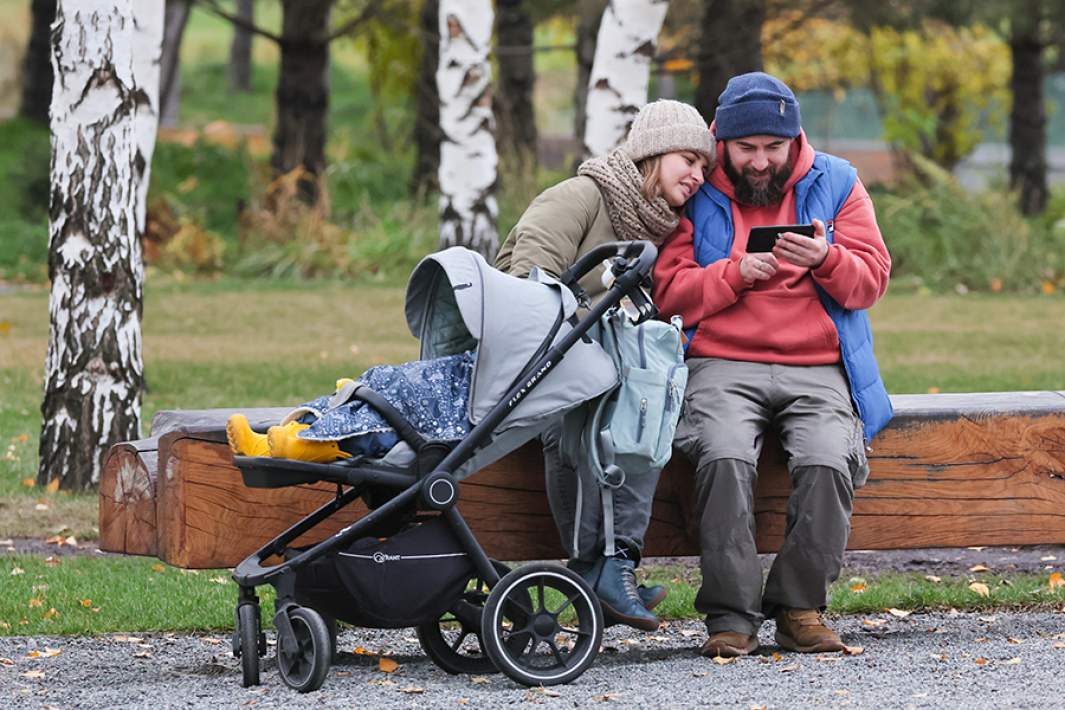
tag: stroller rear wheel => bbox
[235,602,263,687]
[276,606,331,692]
[418,561,511,675]
[481,563,603,686]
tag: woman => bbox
[495,99,714,631]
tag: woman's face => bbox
[658,151,709,207]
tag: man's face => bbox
[723,135,794,207]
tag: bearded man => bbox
[652,72,893,658]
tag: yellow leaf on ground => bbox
[1049,572,1064,590]
[42,607,59,620]
[151,563,166,573]
[887,608,911,618]
[842,645,865,656]
[924,575,941,583]
[21,478,35,487]
[0,320,10,335]
[712,655,736,665]
[80,599,92,607]
[849,583,866,593]
[470,676,490,684]
[1007,637,1022,644]
[11,567,24,576]
[1005,657,1021,665]
[862,619,887,628]
[969,582,991,597]
[400,687,425,694]
[974,657,988,665]
[969,564,989,573]
[28,598,43,608]
[45,478,60,494]
[1041,280,1056,295]
[379,657,399,673]
[353,646,372,655]
[594,692,621,701]
[21,670,45,679]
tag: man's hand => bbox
[739,252,779,282]
[773,218,829,268]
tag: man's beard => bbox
[723,153,792,207]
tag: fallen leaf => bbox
[1041,556,1057,562]
[353,646,372,655]
[134,651,152,659]
[924,575,942,583]
[201,637,223,645]
[849,583,866,593]
[1041,280,1056,295]
[379,657,399,673]
[335,671,351,678]
[969,564,989,573]
[862,619,888,628]
[1007,637,1022,645]
[842,645,864,656]
[34,503,49,511]
[457,699,470,705]
[21,478,35,488]
[680,629,701,638]
[969,582,991,597]
[21,670,45,679]
[0,657,13,666]
[1049,573,1064,590]
[10,567,24,576]
[593,692,621,702]
[42,607,60,620]
[930,653,949,661]
[367,678,395,687]
[967,546,987,552]
[43,556,60,567]
[712,655,736,665]
[399,687,424,694]
[45,479,60,494]
[979,615,998,623]
[771,652,783,662]
[80,599,92,607]
[1005,657,1021,665]
[208,576,228,585]
[470,676,491,685]
[887,608,911,618]
[28,597,43,608]
[113,636,144,644]
[530,687,561,697]
[151,563,166,573]
[779,664,800,673]
[1054,642,1065,650]
[974,657,988,665]
[815,654,842,662]
[926,386,941,394]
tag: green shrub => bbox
[874,156,1065,293]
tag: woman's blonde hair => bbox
[636,156,663,204]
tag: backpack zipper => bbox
[637,397,647,441]
[664,362,683,412]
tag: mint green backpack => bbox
[581,311,687,555]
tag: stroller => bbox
[230,240,660,691]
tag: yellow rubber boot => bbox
[226,414,270,457]
[267,421,351,463]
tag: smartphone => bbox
[746,224,815,253]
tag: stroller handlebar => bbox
[558,240,657,290]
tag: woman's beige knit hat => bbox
[622,99,716,165]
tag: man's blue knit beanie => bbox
[714,72,801,141]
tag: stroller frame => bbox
[231,241,659,691]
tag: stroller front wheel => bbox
[236,602,262,687]
[481,563,603,686]
[276,606,331,693]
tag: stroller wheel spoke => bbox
[546,639,568,667]
[449,630,471,653]
[558,625,591,638]
[536,579,546,612]
[551,590,582,617]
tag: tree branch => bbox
[193,0,283,44]
[325,2,379,43]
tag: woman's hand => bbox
[739,252,779,282]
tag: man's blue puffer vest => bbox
[685,152,892,443]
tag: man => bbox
[653,72,892,657]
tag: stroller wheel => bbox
[276,606,331,693]
[236,603,262,687]
[417,561,511,675]
[481,563,603,687]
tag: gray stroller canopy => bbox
[405,247,618,435]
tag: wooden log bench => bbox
[99,392,1065,569]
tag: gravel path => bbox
[3,611,1064,708]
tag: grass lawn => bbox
[2,283,1065,632]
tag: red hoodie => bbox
[652,131,891,365]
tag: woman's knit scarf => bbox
[577,148,679,244]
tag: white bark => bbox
[131,0,165,234]
[436,0,498,261]
[583,0,669,158]
[41,0,143,490]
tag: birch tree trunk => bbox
[573,0,605,170]
[436,0,498,260]
[40,0,144,491]
[132,1,165,235]
[582,0,669,159]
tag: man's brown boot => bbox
[774,609,844,653]
[699,631,759,658]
